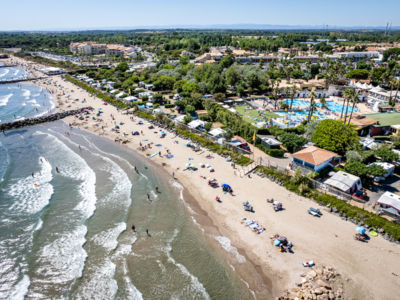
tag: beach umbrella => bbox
[98,108,102,110]
[273,239,281,246]
[356,226,366,234]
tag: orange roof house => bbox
[292,146,340,172]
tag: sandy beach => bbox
[8,56,400,299]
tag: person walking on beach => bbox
[146,229,151,237]
[172,172,175,179]
[155,186,160,193]
[147,193,152,202]
[32,172,34,178]
[131,225,136,232]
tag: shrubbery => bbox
[258,166,400,241]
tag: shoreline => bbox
[8,56,400,299]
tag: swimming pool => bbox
[276,110,325,120]
[284,99,358,113]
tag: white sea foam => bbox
[165,229,210,299]
[91,222,126,251]
[121,260,143,300]
[74,258,118,300]
[0,142,9,182]
[214,236,246,264]
[8,157,53,214]
[0,93,13,106]
[35,131,98,219]
[0,68,9,78]
[170,180,184,200]
[22,89,31,98]
[78,133,137,173]
[8,275,30,300]
[35,225,88,284]
[34,218,43,232]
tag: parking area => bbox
[366,173,400,207]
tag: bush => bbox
[164,104,175,108]
[279,132,307,153]
[268,148,285,158]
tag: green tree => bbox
[204,122,212,132]
[311,119,359,154]
[183,115,193,124]
[185,105,196,115]
[305,120,321,139]
[219,55,234,68]
[374,145,399,162]
[214,93,225,102]
[343,161,384,186]
[280,132,307,153]
[115,62,129,72]
[346,150,363,162]
[153,76,176,91]
[346,69,369,80]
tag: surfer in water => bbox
[147,193,152,202]
[56,167,60,173]
[146,229,151,237]
[155,186,160,193]
[131,225,136,232]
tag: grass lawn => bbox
[364,112,400,126]
[235,105,279,125]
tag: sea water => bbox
[0,86,254,299]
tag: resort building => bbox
[69,42,107,55]
[341,114,378,136]
[291,146,341,173]
[324,171,362,194]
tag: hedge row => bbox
[258,166,400,241]
[66,77,252,166]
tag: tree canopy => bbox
[311,119,359,154]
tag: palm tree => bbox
[347,93,360,126]
[393,78,400,106]
[307,91,316,122]
[319,96,327,108]
[341,88,354,122]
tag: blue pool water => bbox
[284,99,358,113]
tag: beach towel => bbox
[155,144,162,147]
[149,153,158,158]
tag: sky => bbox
[0,0,399,31]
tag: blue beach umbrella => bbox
[274,239,281,246]
[221,184,231,190]
[356,226,366,234]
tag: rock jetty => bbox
[277,266,344,300]
[0,107,93,131]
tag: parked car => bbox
[352,190,368,200]
[230,139,251,151]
